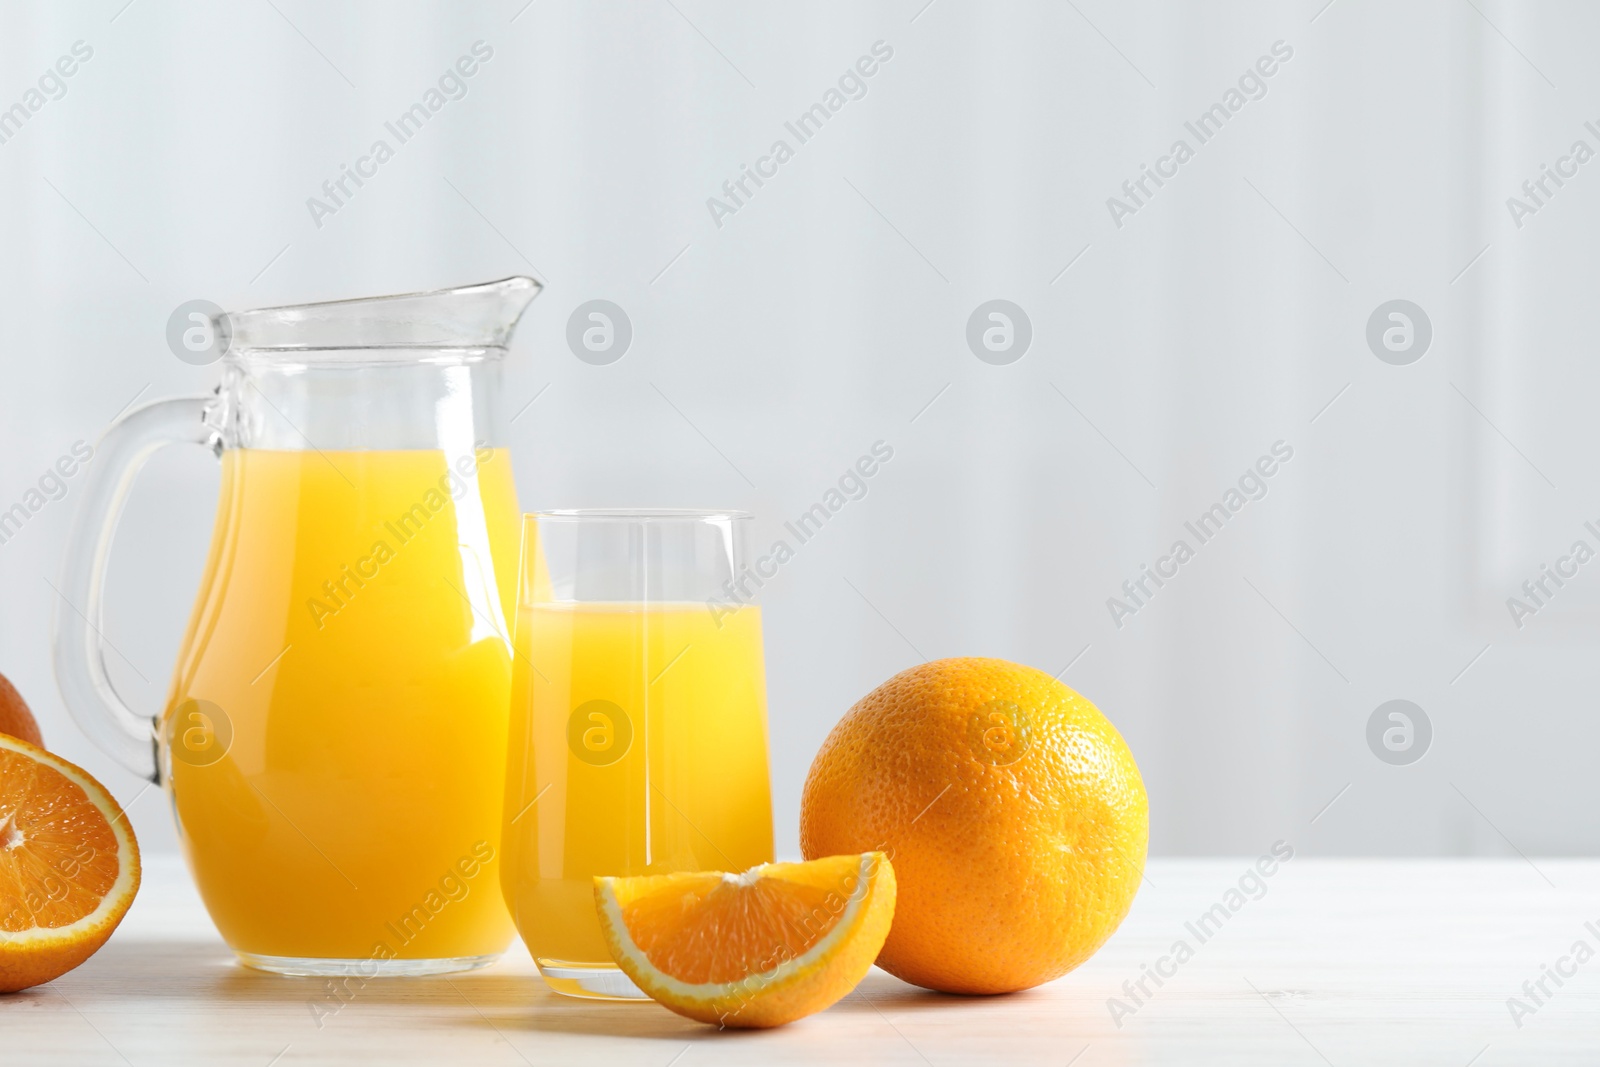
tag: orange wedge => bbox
[595,852,895,1028]
[0,735,140,992]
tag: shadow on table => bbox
[61,938,550,1006]
[460,969,985,1039]
[54,939,995,1039]
[831,971,979,1011]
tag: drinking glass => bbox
[501,510,774,999]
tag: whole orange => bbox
[0,672,42,749]
[800,657,1147,995]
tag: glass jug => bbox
[53,277,539,976]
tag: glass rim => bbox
[221,275,539,354]
[223,347,503,365]
[526,508,752,523]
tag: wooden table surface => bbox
[5,856,1595,1065]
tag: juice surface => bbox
[501,602,774,965]
[163,447,520,961]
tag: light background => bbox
[0,0,1593,862]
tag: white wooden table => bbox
[5,856,1594,1065]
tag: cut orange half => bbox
[595,852,895,1028]
[0,735,140,992]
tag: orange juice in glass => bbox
[53,278,540,976]
[501,510,774,999]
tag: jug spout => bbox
[224,276,541,355]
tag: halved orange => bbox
[595,852,895,1028]
[0,735,140,992]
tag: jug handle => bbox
[52,396,217,782]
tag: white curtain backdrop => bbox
[1,0,1592,860]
